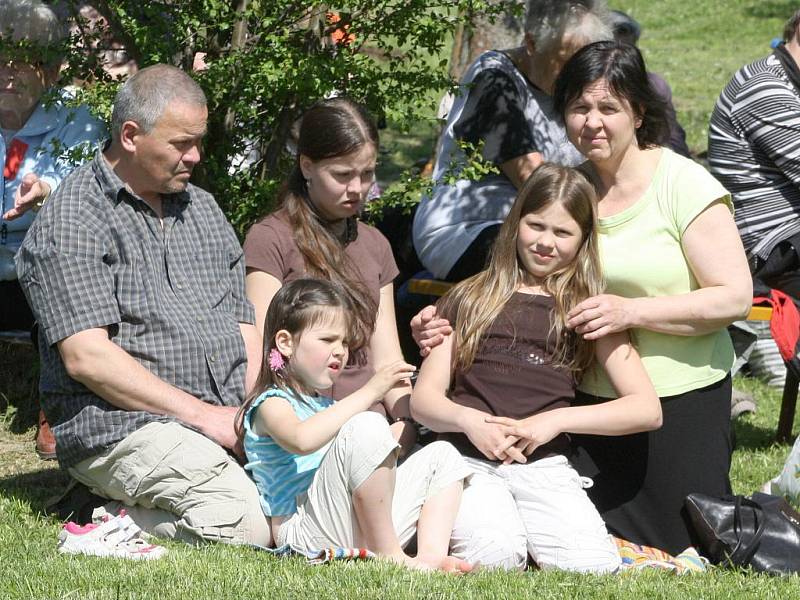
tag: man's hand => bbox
[3,173,50,221]
[189,404,240,455]
[410,305,453,357]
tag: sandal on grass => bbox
[58,510,166,560]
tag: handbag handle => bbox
[729,496,767,567]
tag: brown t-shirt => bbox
[439,292,573,461]
[243,208,399,399]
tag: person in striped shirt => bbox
[708,9,800,393]
[709,9,800,298]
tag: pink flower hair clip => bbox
[268,348,286,372]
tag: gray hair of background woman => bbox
[524,0,613,55]
[0,0,66,66]
[111,64,206,141]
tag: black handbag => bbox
[685,492,800,575]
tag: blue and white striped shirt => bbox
[243,386,334,516]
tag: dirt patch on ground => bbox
[0,339,65,511]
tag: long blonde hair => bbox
[439,163,603,379]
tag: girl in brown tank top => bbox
[411,163,662,572]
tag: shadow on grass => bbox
[0,342,39,434]
[745,0,798,20]
[733,416,794,451]
[0,466,69,515]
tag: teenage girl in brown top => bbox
[243,98,416,455]
[411,163,661,573]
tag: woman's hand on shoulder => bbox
[484,413,563,464]
[410,305,453,357]
[566,294,638,340]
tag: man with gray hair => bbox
[17,64,270,547]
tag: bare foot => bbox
[385,553,435,571]
[416,553,474,574]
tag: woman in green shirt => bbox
[411,40,751,557]
[550,41,752,554]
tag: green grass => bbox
[376,120,440,183]
[3,1,800,595]
[621,0,789,154]
[2,338,799,597]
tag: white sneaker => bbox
[58,513,167,560]
[92,507,149,540]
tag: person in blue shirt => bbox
[1,1,106,332]
[239,278,472,571]
[1,1,106,460]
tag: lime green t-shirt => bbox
[578,148,735,398]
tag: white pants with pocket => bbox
[450,455,620,573]
[277,411,471,551]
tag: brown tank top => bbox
[439,292,573,461]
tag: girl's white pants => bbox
[450,454,621,572]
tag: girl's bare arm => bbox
[254,360,415,455]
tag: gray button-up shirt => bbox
[17,149,255,468]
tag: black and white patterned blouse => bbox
[709,48,800,264]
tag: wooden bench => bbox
[407,277,797,442]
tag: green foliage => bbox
[441,140,500,184]
[366,139,498,223]
[365,171,432,222]
[54,1,511,237]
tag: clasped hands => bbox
[464,410,561,466]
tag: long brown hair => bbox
[277,97,379,355]
[236,278,355,442]
[438,163,603,380]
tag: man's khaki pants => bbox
[69,421,270,546]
